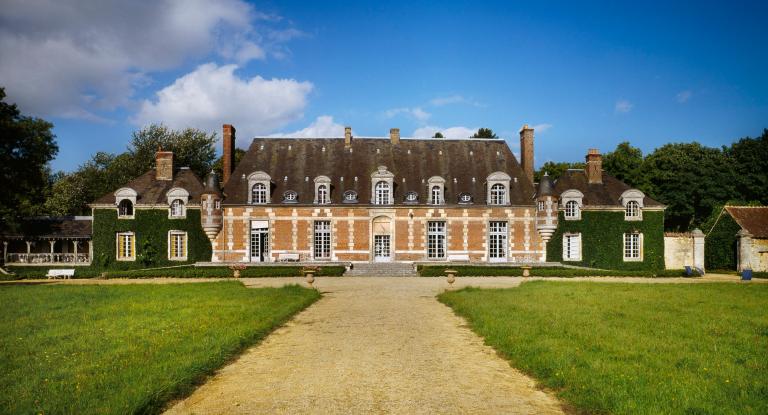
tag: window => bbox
[427,221,446,259]
[563,233,581,261]
[170,199,185,217]
[251,183,267,204]
[490,183,506,205]
[488,221,507,261]
[459,193,472,204]
[116,232,135,260]
[374,181,390,205]
[430,185,442,205]
[343,190,358,203]
[537,201,545,211]
[405,191,418,203]
[283,190,298,203]
[316,184,329,204]
[624,233,642,261]
[214,200,221,210]
[313,221,331,259]
[625,200,640,220]
[168,231,187,260]
[118,199,133,217]
[564,200,580,219]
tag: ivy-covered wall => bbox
[92,208,212,269]
[704,213,740,270]
[546,210,665,270]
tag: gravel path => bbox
[164,277,564,414]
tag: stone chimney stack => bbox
[155,150,174,181]
[389,128,400,145]
[344,126,352,148]
[519,124,534,184]
[222,124,236,185]
[586,148,603,184]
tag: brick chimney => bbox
[389,128,400,145]
[519,124,534,184]
[586,148,603,184]
[344,126,352,148]
[222,124,236,185]
[156,150,173,181]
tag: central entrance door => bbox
[250,220,269,262]
[372,216,392,262]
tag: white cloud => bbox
[429,95,482,107]
[0,0,299,118]
[614,99,633,113]
[676,90,692,103]
[383,107,431,122]
[531,123,553,133]
[269,115,344,138]
[412,125,477,139]
[134,63,313,144]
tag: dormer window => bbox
[170,199,185,217]
[430,185,442,205]
[343,190,358,203]
[459,193,472,204]
[564,201,580,219]
[404,191,418,204]
[114,187,137,219]
[561,189,584,220]
[370,166,394,205]
[374,181,391,205]
[247,171,271,204]
[314,176,332,204]
[118,199,133,217]
[621,189,645,221]
[251,183,268,204]
[283,190,298,203]
[489,183,506,205]
[486,172,511,206]
[166,187,189,218]
[625,201,640,219]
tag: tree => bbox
[725,129,768,205]
[212,148,247,183]
[602,141,646,188]
[433,132,444,138]
[471,128,498,138]
[534,161,586,182]
[128,124,217,179]
[0,87,58,227]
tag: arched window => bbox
[490,183,506,205]
[251,183,267,204]
[375,181,390,205]
[343,190,358,203]
[459,193,472,204]
[564,200,580,219]
[404,191,418,203]
[118,199,133,217]
[625,200,640,219]
[170,199,184,217]
[430,185,442,205]
[317,184,329,204]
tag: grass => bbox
[0,281,320,414]
[439,281,768,414]
[418,265,686,277]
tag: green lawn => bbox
[439,282,768,414]
[0,281,320,414]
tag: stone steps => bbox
[344,262,419,277]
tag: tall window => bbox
[490,183,506,205]
[488,221,507,261]
[430,185,442,205]
[625,201,640,220]
[118,200,133,217]
[537,201,545,211]
[624,233,642,261]
[313,221,331,259]
[251,183,267,204]
[170,199,184,217]
[374,181,390,205]
[427,221,446,259]
[317,184,329,204]
[116,232,135,260]
[564,200,580,219]
[169,231,187,260]
[563,233,581,261]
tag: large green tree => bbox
[0,88,58,226]
[725,129,768,205]
[534,161,586,182]
[471,128,498,138]
[602,141,646,189]
[127,124,217,178]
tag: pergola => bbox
[1,216,92,266]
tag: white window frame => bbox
[562,233,582,261]
[313,220,332,260]
[427,176,445,205]
[623,232,643,261]
[169,199,185,218]
[343,190,358,203]
[314,176,331,204]
[404,191,419,204]
[488,221,508,262]
[251,183,268,204]
[621,189,645,221]
[247,171,271,204]
[374,181,391,205]
[115,187,137,219]
[427,221,446,260]
[370,166,394,205]
[168,231,188,261]
[489,183,506,205]
[486,172,511,206]
[561,189,584,220]
[283,190,298,203]
[116,232,135,261]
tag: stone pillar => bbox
[88,241,93,264]
[26,241,31,254]
[2,241,7,263]
[49,240,56,254]
[72,241,78,262]
[737,229,753,271]
[692,228,705,273]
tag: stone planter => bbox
[521,266,532,277]
[445,269,457,285]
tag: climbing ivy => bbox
[92,208,212,270]
[546,210,665,270]
[704,213,740,270]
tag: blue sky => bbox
[1,0,766,172]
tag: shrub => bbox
[417,265,687,278]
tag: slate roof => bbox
[222,137,535,206]
[725,206,768,238]
[93,168,205,205]
[551,169,664,207]
[0,217,92,239]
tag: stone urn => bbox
[521,266,532,277]
[229,264,246,278]
[302,267,318,288]
[445,269,457,285]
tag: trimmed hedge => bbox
[704,212,740,270]
[3,266,103,280]
[546,210,665,270]
[92,208,212,270]
[417,265,687,278]
[103,266,346,279]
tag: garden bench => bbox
[446,254,470,262]
[46,269,75,280]
[278,253,301,262]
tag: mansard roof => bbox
[725,206,768,238]
[0,216,92,240]
[222,137,535,206]
[92,168,205,206]
[552,169,664,207]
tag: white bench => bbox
[46,269,75,280]
[446,254,470,262]
[278,253,301,262]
